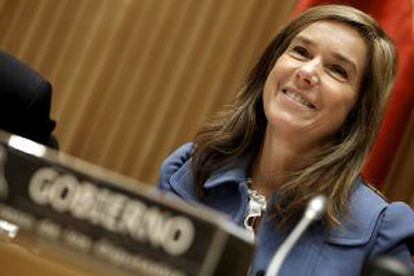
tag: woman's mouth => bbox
[281,88,316,109]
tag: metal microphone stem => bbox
[265,195,327,276]
[265,216,312,276]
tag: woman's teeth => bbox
[282,89,315,109]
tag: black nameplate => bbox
[0,132,253,275]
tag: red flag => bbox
[292,0,414,188]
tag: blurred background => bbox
[0,0,412,273]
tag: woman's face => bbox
[262,20,367,148]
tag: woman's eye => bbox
[329,65,348,80]
[291,46,309,59]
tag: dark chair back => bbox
[0,51,57,148]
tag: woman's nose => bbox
[295,60,320,88]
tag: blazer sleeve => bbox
[157,143,193,193]
[370,202,414,267]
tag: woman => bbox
[158,5,414,275]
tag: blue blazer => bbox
[158,143,414,275]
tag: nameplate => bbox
[0,132,252,275]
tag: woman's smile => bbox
[280,87,317,110]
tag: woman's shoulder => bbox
[359,182,414,259]
[350,179,414,229]
[157,142,197,199]
[328,178,414,264]
[160,142,194,172]
[325,180,387,245]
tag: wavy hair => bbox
[191,5,397,229]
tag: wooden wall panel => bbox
[385,109,414,205]
[0,0,296,185]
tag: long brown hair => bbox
[191,5,397,229]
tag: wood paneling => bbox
[385,109,414,205]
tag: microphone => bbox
[363,256,414,276]
[265,195,327,276]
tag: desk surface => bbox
[0,242,81,276]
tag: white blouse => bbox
[243,179,267,237]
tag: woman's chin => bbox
[267,113,311,135]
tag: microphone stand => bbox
[265,195,327,276]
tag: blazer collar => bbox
[203,155,250,189]
[170,153,251,201]
[204,171,387,247]
[170,153,385,246]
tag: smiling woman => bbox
[262,20,367,155]
[158,4,414,275]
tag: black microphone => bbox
[363,256,414,276]
[265,195,327,276]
